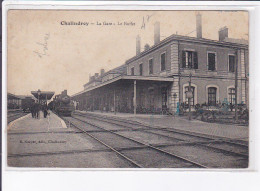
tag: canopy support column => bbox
[114,88,116,115]
[134,80,137,115]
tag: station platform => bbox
[75,110,249,140]
[8,111,67,132]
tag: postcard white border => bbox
[2,1,260,191]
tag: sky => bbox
[7,10,248,96]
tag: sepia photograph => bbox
[6,9,249,168]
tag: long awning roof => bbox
[31,90,55,100]
[72,75,173,97]
[8,93,35,100]
[7,93,22,100]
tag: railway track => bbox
[63,116,208,168]
[75,112,248,146]
[7,111,248,168]
[71,112,248,168]
[76,111,248,145]
[7,112,28,124]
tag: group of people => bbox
[30,102,49,119]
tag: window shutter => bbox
[193,52,198,69]
[182,51,186,68]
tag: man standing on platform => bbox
[30,103,35,118]
[35,102,40,119]
[43,104,48,118]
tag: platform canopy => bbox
[31,90,55,100]
[8,93,22,100]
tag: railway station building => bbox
[72,14,249,115]
[7,93,35,110]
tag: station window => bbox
[208,52,216,71]
[208,87,217,106]
[182,51,198,69]
[184,86,195,106]
[139,63,143,76]
[161,53,166,71]
[229,55,235,72]
[149,59,153,74]
[228,88,236,105]
[131,67,134,75]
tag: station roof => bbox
[31,90,55,100]
[84,64,127,87]
[7,93,34,100]
[125,34,249,64]
[7,93,22,100]
[72,75,173,97]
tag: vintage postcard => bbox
[5,8,249,169]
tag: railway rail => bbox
[63,116,208,168]
[7,110,248,168]
[75,111,248,145]
[75,112,248,146]
[71,112,248,168]
[7,112,28,124]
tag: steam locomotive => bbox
[49,90,74,116]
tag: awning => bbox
[7,93,21,100]
[72,75,173,97]
[31,90,55,100]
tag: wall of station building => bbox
[125,39,249,111]
[179,77,247,105]
[127,40,248,80]
[126,42,172,76]
[179,42,237,73]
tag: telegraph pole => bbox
[114,88,116,115]
[134,80,137,115]
[235,50,238,121]
[188,73,192,120]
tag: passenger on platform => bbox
[43,105,48,118]
[35,103,40,119]
[30,104,35,118]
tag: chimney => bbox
[61,90,67,96]
[154,21,160,45]
[100,69,105,76]
[196,13,202,38]
[136,35,141,55]
[144,43,150,51]
[219,26,228,41]
[95,73,99,79]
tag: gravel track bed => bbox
[144,129,210,142]
[199,142,248,155]
[88,132,142,148]
[60,115,248,168]
[73,115,136,131]
[120,148,197,168]
[80,112,249,144]
[8,151,136,168]
[160,145,248,168]
[80,113,248,156]
[64,117,104,131]
[116,130,183,145]
[67,116,206,168]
